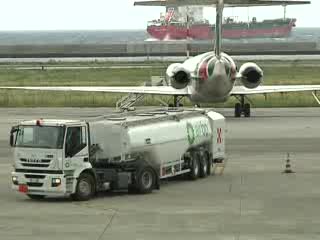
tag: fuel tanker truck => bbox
[9,108,225,201]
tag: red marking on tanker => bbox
[217,128,223,144]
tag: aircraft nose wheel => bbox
[234,103,251,118]
[244,103,251,117]
[169,96,185,108]
[234,95,251,118]
[235,103,241,117]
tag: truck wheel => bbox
[72,173,95,201]
[189,153,200,180]
[27,194,45,200]
[128,185,138,194]
[201,152,212,176]
[136,168,155,194]
[207,157,212,176]
[199,154,208,178]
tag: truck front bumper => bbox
[11,171,73,197]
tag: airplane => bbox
[1,0,320,118]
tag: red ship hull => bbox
[147,19,296,40]
[147,25,188,40]
[188,24,213,39]
[222,24,294,39]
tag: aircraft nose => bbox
[206,59,233,97]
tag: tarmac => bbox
[0,107,319,240]
[1,54,320,63]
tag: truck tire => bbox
[27,194,45,200]
[128,185,138,194]
[206,156,212,176]
[199,153,209,178]
[136,167,155,194]
[189,153,200,180]
[71,173,95,201]
[202,151,212,176]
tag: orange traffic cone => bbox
[283,153,294,174]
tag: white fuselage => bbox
[182,52,237,102]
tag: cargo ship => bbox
[147,6,297,40]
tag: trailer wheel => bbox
[72,173,95,201]
[27,194,45,200]
[189,153,200,180]
[206,155,212,176]
[201,151,212,176]
[136,167,155,194]
[199,153,208,178]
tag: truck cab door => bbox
[63,125,90,171]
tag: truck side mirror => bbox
[9,126,18,147]
[10,133,14,147]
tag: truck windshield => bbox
[15,126,65,149]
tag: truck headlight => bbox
[52,178,61,187]
[12,176,18,185]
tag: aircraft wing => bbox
[134,0,310,7]
[231,85,320,95]
[134,0,167,6]
[0,86,190,96]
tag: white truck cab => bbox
[11,119,91,199]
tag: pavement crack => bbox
[239,175,243,217]
[96,208,118,240]
[237,175,244,240]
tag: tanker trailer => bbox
[10,108,225,201]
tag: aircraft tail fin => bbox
[215,0,223,58]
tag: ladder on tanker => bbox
[116,93,145,110]
[116,76,168,111]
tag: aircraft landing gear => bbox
[169,96,184,108]
[235,103,241,118]
[234,95,251,118]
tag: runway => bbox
[0,55,320,63]
[6,65,161,70]
[0,108,319,240]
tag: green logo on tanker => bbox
[186,121,210,145]
[187,123,195,145]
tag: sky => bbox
[0,0,318,30]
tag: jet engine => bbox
[239,62,263,89]
[166,63,191,89]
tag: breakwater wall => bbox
[0,41,318,58]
